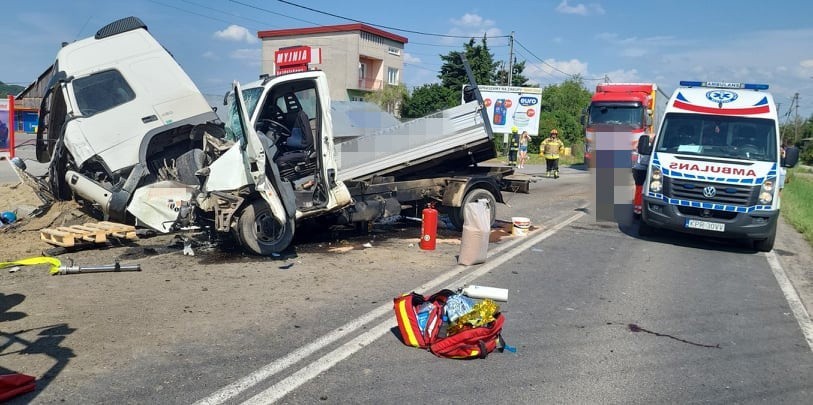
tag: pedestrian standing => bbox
[508,126,520,167]
[518,130,531,168]
[541,128,565,178]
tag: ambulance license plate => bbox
[685,219,725,232]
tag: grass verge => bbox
[781,166,813,244]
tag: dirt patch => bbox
[0,183,98,261]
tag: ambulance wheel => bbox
[449,188,496,231]
[752,221,777,252]
[236,199,295,256]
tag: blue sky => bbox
[2,0,812,118]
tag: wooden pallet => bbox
[40,221,138,247]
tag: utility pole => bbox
[507,31,514,86]
[794,92,800,144]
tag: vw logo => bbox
[703,186,717,198]
[706,90,738,104]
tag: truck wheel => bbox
[449,188,496,231]
[753,221,777,252]
[236,199,295,255]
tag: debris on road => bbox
[40,221,137,248]
[56,259,141,275]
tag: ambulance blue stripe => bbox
[646,192,772,212]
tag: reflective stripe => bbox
[397,299,419,347]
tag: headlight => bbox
[758,178,775,204]
[649,168,663,193]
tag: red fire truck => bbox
[583,83,665,215]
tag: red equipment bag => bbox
[0,373,36,402]
[393,289,508,359]
[429,313,505,359]
[393,289,454,348]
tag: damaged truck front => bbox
[32,17,322,254]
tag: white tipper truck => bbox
[21,16,524,255]
[636,81,799,251]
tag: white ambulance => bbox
[637,81,799,251]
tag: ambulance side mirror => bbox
[637,134,652,155]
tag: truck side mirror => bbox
[645,114,653,127]
[462,85,476,103]
[783,146,799,168]
[637,134,652,155]
[580,108,587,126]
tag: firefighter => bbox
[507,126,520,166]
[541,128,565,178]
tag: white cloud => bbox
[443,13,503,44]
[600,69,640,83]
[621,48,647,58]
[230,48,261,67]
[523,58,589,85]
[202,51,218,60]
[555,1,605,16]
[403,52,421,64]
[214,25,258,44]
[800,59,813,69]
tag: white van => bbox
[637,81,799,251]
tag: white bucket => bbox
[511,217,531,236]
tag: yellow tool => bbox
[0,256,62,275]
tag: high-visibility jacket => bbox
[541,137,565,159]
[508,133,520,151]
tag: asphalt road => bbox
[3,161,813,404]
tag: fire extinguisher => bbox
[420,202,438,250]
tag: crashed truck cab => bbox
[35,16,219,221]
[32,16,341,255]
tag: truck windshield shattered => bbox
[655,113,777,162]
[588,104,644,128]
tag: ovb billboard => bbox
[478,85,542,135]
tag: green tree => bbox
[438,36,500,91]
[496,59,531,87]
[400,83,458,119]
[537,75,593,152]
[0,81,24,97]
[366,83,407,117]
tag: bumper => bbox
[641,196,778,240]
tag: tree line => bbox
[367,36,592,156]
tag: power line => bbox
[180,0,285,30]
[228,0,321,26]
[274,0,510,39]
[513,38,574,79]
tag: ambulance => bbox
[636,81,799,251]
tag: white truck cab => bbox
[637,81,799,251]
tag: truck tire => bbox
[236,199,295,255]
[752,220,777,252]
[449,188,496,231]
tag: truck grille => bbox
[664,178,757,206]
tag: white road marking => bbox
[240,211,586,404]
[766,250,813,351]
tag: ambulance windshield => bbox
[655,113,777,162]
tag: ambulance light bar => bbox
[679,81,769,90]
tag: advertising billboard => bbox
[478,85,542,135]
